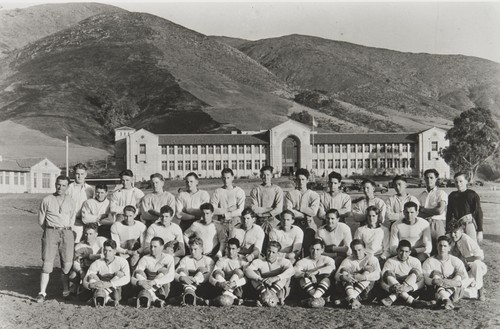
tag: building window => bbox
[320,159,325,169]
[394,158,400,168]
[201,161,207,170]
[33,173,36,188]
[246,145,252,154]
[342,159,347,168]
[254,160,260,170]
[42,173,50,188]
[193,161,199,171]
[169,161,175,171]
[5,173,10,185]
[312,145,317,153]
[380,144,386,153]
[0,173,3,185]
[312,159,318,169]
[335,145,340,153]
[358,159,363,168]
[239,160,244,170]
[139,144,146,154]
[262,145,267,154]
[161,145,167,155]
[216,160,221,170]
[342,145,347,153]
[387,144,393,152]
[223,145,228,154]
[350,159,356,168]
[402,159,408,168]
[245,160,251,170]
[231,145,237,154]
[365,159,370,169]
[231,160,237,169]
[178,161,184,171]
[410,158,415,168]
[364,144,370,152]
[402,144,408,152]
[387,159,393,168]
[328,145,333,153]
[238,145,244,154]
[208,161,214,170]
[410,144,415,152]
[371,144,377,153]
[394,144,400,153]
[431,141,438,151]
[14,172,18,185]
[319,145,325,153]
[177,146,183,155]
[328,159,333,169]
[208,146,214,154]
[215,145,221,154]
[186,161,191,171]
[335,159,340,169]
[372,159,377,168]
[162,161,168,171]
[380,159,386,168]
[223,160,229,168]
[185,146,191,155]
[192,146,198,155]
[168,146,174,155]
[350,144,356,153]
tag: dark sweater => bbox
[446,189,483,232]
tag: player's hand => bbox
[353,273,366,282]
[441,279,461,288]
[477,232,483,244]
[246,254,255,262]
[263,276,279,285]
[432,278,444,287]
[180,276,197,285]
[139,280,152,290]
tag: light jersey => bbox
[110,220,146,254]
[39,194,76,228]
[109,187,145,215]
[184,221,223,255]
[230,224,265,255]
[316,223,352,254]
[385,194,420,223]
[246,257,295,281]
[269,225,304,255]
[84,256,131,288]
[451,233,484,259]
[354,225,389,258]
[66,182,94,223]
[175,190,210,222]
[318,192,352,219]
[177,255,215,283]
[422,255,468,282]
[334,254,381,282]
[249,184,284,218]
[144,222,183,251]
[389,218,432,255]
[213,255,249,275]
[382,255,422,278]
[418,187,448,221]
[140,191,176,222]
[74,236,107,268]
[81,198,110,224]
[294,255,336,276]
[352,197,387,226]
[131,253,175,286]
[211,186,246,220]
[285,189,320,219]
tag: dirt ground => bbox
[1,187,499,329]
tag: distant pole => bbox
[66,136,69,177]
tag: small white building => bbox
[0,156,61,193]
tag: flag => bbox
[312,116,318,128]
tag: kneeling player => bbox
[244,241,295,306]
[83,239,130,307]
[175,237,215,305]
[206,238,248,306]
[132,237,175,308]
[294,238,335,307]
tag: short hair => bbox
[403,201,418,211]
[365,205,382,228]
[310,238,325,249]
[103,239,117,249]
[260,165,274,174]
[185,172,199,180]
[200,203,214,212]
[73,163,87,172]
[295,168,310,179]
[227,237,241,248]
[437,235,451,245]
[447,218,465,233]
[350,239,366,249]
[188,236,204,247]
[361,179,376,187]
[325,208,340,218]
[397,239,412,250]
[267,240,282,251]
[241,207,257,219]
[150,173,164,181]
[123,205,136,214]
[159,205,174,216]
[56,175,71,184]
[119,169,134,178]
[151,237,165,246]
[424,169,439,178]
[392,175,407,184]
[221,168,234,176]
[280,209,295,220]
[453,172,468,180]
[95,183,108,192]
[328,171,342,182]
[83,222,99,232]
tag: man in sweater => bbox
[66,163,94,242]
[109,169,144,222]
[318,171,352,223]
[140,173,176,227]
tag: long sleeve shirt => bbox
[230,224,265,255]
[110,220,146,254]
[269,226,304,255]
[84,256,131,289]
[175,190,210,222]
[184,221,224,256]
[66,182,94,223]
[39,194,76,228]
[74,237,107,269]
[451,233,484,260]
[382,256,422,290]
[211,186,246,220]
[131,253,175,286]
[351,197,387,226]
[209,256,248,285]
[418,187,447,221]
[109,187,144,215]
[140,191,176,222]
[250,184,284,218]
[446,189,483,232]
[143,222,184,255]
[285,189,320,219]
[316,223,352,255]
[385,193,420,223]
[422,255,468,286]
[389,218,432,255]
[334,254,381,282]
[245,257,295,282]
[318,192,352,219]
[175,255,215,283]
[354,225,389,258]
[81,198,110,224]
[293,255,336,278]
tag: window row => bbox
[161,159,268,172]
[159,144,267,155]
[312,143,415,154]
[0,172,26,186]
[311,158,415,170]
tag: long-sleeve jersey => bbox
[245,257,295,282]
[74,237,107,269]
[39,194,76,228]
[230,224,265,255]
[446,189,483,232]
[385,193,420,224]
[110,220,146,254]
[334,254,381,282]
[66,182,94,224]
[354,225,389,258]
[140,191,176,222]
[285,189,320,219]
[175,255,215,283]
[109,187,144,215]
[269,226,304,255]
[351,197,387,226]
[318,192,352,219]
[451,233,484,260]
[418,187,447,221]
[294,255,336,277]
[250,184,284,218]
[84,256,131,289]
[175,190,210,221]
[389,218,432,255]
[211,186,245,220]
[144,222,183,251]
[131,253,175,286]
[316,223,352,254]
[209,256,248,285]
[81,198,110,224]
[422,255,468,286]
[184,221,224,256]
[382,255,422,290]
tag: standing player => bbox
[66,163,94,242]
[447,172,483,243]
[81,184,113,238]
[36,175,76,303]
[140,173,176,227]
[385,175,420,228]
[316,209,352,268]
[175,172,210,231]
[318,171,352,223]
[110,169,145,222]
[110,205,146,267]
[269,210,304,262]
[351,179,387,227]
[230,208,265,263]
[184,203,225,258]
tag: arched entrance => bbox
[282,136,299,175]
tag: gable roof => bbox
[158,132,269,145]
[312,133,418,144]
[0,158,46,172]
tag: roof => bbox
[312,133,418,144]
[115,126,135,131]
[158,133,269,145]
[0,158,45,172]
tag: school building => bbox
[115,120,450,182]
[0,156,61,193]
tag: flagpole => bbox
[66,136,69,177]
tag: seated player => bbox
[110,205,146,268]
[422,235,468,310]
[380,240,429,308]
[244,241,295,307]
[293,238,336,307]
[82,239,130,307]
[184,203,225,258]
[206,238,248,306]
[354,206,390,262]
[316,208,352,268]
[131,237,175,308]
[144,205,185,264]
[334,239,381,309]
[269,210,304,263]
[389,201,432,262]
[448,219,487,301]
[175,237,215,306]
[230,208,265,262]
[70,223,107,295]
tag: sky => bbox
[1,1,499,63]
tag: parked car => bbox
[374,184,388,193]
[342,182,361,192]
[474,180,484,186]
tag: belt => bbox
[46,226,71,230]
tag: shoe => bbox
[478,289,486,302]
[95,297,105,307]
[412,299,431,309]
[381,297,394,307]
[350,298,362,310]
[36,293,46,303]
[63,291,72,301]
[154,299,166,308]
[442,299,454,310]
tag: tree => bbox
[440,108,500,182]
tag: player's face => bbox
[74,169,87,184]
[310,243,324,260]
[95,188,107,202]
[454,175,468,192]
[296,175,308,190]
[185,176,198,191]
[261,170,273,185]
[352,244,366,260]
[160,212,172,226]
[367,210,379,228]
[394,180,406,195]
[150,241,163,257]
[222,173,234,187]
[190,244,203,259]
[424,173,437,189]
[103,246,116,262]
[397,246,411,262]
[123,210,136,225]
[121,175,134,189]
[227,244,240,259]
[151,177,164,193]
[55,179,69,195]
[243,213,255,229]
[202,209,213,223]
[326,213,339,229]
[83,228,97,243]
[280,213,294,229]
[266,246,279,262]
[450,229,463,242]
[437,240,450,256]
[362,183,374,198]
[328,178,341,193]
[403,206,418,224]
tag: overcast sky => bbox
[1,1,499,63]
